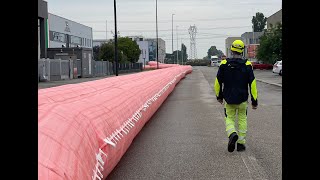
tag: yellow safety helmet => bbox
[230,40,245,53]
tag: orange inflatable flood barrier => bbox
[143,61,179,70]
[38,65,192,179]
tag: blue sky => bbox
[46,0,282,58]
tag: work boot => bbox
[228,132,238,152]
[237,143,246,151]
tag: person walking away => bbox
[214,40,258,152]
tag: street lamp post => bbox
[181,41,183,65]
[176,25,178,64]
[106,20,108,43]
[143,49,146,69]
[172,13,175,62]
[156,0,159,69]
[114,0,119,76]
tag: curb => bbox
[256,79,282,87]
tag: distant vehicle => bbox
[216,59,222,66]
[272,60,282,76]
[211,55,219,66]
[252,61,273,70]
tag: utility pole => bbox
[188,25,197,60]
[176,25,178,64]
[252,25,255,61]
[143,49,146,69]
[181,41,183,65]
[114,0,118,76]
[156,0,159,69]
[106,20,108,43]
[172,13,175,59]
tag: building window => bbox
[50,31,67,43]
[70,35,82,45]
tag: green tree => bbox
[118,37,141,63]
[165,44,188,64]
[207,46,224,59]
[256,23,282,64]
[203,56,209,60]
[172,50,180,64]
[165,53,174,64]
[99,37,141,63]
[181,43,188,64]
[93,45,100,60]
[252,12,267,32]
[99,42,114,62]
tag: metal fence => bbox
[94,61,113,77]
[38,59,72,81]
[117,63,143,73]
[38,59,50,81]
[39,59,143,82]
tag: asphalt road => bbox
[107,66,282,180]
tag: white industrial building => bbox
[128,36,150,66]
[48,13,93,49]
[145,38,166,63]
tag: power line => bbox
[80,16,252,24]
[161,36,230,41]
[92,26,251,32]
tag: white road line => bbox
[240,150,269,180]
[241,154,254,180]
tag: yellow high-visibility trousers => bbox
[224,101,248,144]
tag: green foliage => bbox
[165,43,188,64]
[99,42,115,62]
[118,37,141,63]
[207,46,224,59]
[186,60,208,66]
[93,45,100,60]
[165,53,175,64]
[256,23,282,64]
[252,12,267,32]
[99,37,140,63]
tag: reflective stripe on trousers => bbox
[224,101,248,144]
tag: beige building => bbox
[225,37,241,58]
[267,9,282,29]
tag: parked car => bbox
[252,61,273,70]
[272,60,282,76]
[216,60,222,67]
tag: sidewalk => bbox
[38,71,140,89]
[256,78,282,87]
[253,70,282,87]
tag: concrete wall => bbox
[241,32,264,45]
[38,0,48,19]
[267,9,282,29]
[38,0,48,58]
